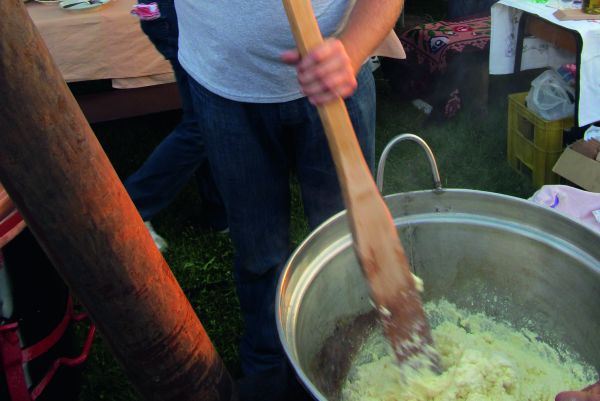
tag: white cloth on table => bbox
[490,0,600,126]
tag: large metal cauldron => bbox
[276,135,600,401]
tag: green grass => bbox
[373,77,534,198]
[78,74,534,401]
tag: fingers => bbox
[584,381,600,395]
[297,37,344,71]
[555,391,595,401]
[284,38,357,106]
[281,49,301,65]
[298,53,345,86]
[301,78,356,105]
[556,382,600,401]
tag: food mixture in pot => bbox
[342,300,597,401]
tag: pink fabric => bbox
[530,185,600,233]
[131,3,161,21]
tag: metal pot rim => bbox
[276,188,600,400]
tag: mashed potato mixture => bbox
[342,300,597,401]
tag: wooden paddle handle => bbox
[282,1,438,366]
[281,0,408,280]
[282,0,375,203]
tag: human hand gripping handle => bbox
[556,381,600,401]
[281,38,357,106]
[282,0,404,105]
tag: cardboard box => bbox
[552,139,600,192]
[553,9,600,21]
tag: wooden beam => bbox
[0,0,236,400]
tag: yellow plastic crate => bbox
[507,92,574,188]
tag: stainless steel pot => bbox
[276,135,600,401]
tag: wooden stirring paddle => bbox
[282,0,437,366]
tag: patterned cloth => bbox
[400,16,491,73]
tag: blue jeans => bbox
[188,66,376,375]
[124,0,225,227]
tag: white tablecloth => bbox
[490,0,600,126]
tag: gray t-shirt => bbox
[176,0,349,103]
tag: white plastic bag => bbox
[526,69,575,121]
[584,125,600,142]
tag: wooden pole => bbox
[0,1,236,400]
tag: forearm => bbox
[338,0,404,73]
